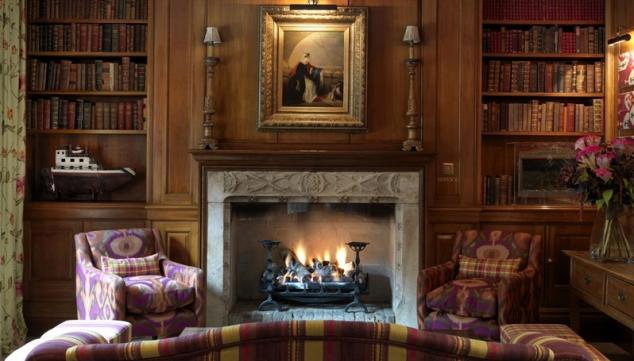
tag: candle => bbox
[409,44,414,59]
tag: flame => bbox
[323,250,331,262]
[342,261,355,274]
[284,253,292,268]
[336,246,347,266]
[295,242,307,265]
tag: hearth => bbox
[258,240,369,312]
[200,168,423,327]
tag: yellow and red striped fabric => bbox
[65,320,555,361]
[101,253,161,277]
[457,255,521,280]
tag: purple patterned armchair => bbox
[74,228,205,338]
[417,230,543,341]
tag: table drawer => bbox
[571,259,605,301]
[606,275,634,319]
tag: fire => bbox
[278,242,357,285]
[336,246,347,267]
[295,242,307,265]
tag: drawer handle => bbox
[618,291,626,302]
[583,274,592,285]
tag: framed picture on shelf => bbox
[617,38,634,134]
[257,6,368,131]
[514,142,577,205]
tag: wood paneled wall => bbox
[208,0,419,148]
[422,0,479,207]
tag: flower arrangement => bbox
[562,135,634,261]
[563,135,634,211]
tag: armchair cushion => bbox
[506,332,594,361]
[456,230,534,268]
[457,255,521,280]
[124,275,194,314]
[427,278,498,318]
[423,310,499,341]
[101,253,161,277]
[85,229,158,269]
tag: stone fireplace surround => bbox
[193,150,430,329]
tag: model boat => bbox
[42,145,136,200]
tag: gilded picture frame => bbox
[258,6,368,130]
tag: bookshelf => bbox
[479,0,606,206]
[25,0,150,202]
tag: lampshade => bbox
[204,27,222,45]
[402,25,421,44]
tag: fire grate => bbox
[258,240,370,313]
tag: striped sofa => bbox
[63,320,561,361]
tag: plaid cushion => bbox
[501,324,609,361]
[507,332,594,361]
[457,255,521,280]
[101,253,161,277]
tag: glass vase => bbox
[589,204,634,263]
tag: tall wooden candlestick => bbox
[200,55,219,150]
[402,57,423,151]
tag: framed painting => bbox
[258,6,368,130]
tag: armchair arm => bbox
[162,259,206,326]
[417,261,456,329]
[498,267,541,325]
[75,259,125,320]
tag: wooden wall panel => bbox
[152,221,201,267]
[152,0,204,205]
[208,0,421,147]
[423,0,479,207]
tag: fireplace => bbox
[200,161,425,328]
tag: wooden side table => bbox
[564,250,634,353]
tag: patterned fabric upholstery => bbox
[65,320,556,361]
[6,320,131,361]
[124,275,194,314]
[74,228,205,338]
[501,324,609,361]
[427,278,498,318]
[424,310,500,341]
[456,230,534,267]
[417,229,543,340]
[102,254,161,277]
[457,255,521,280]
[126,309,197,338]
[84,229,160,269]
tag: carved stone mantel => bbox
[192,150,432,328]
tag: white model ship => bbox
[42,145,136,200]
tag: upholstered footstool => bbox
[7,320,131,361]
[500,324,608,361]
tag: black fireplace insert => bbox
[258,240,369,312]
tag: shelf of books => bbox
[26,0,150,202]
[480,0,605,207]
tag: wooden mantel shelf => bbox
[190,149,435,170]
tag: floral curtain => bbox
[0,0,28,356]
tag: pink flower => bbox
[611,137,634,151]
[575,135,602,150]
[594,167,613,182]
[597,152,615,168]
[577,145,602,161]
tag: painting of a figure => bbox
[282,31,345,107]
[258,6,367,130]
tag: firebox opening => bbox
[231,202,395,306]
